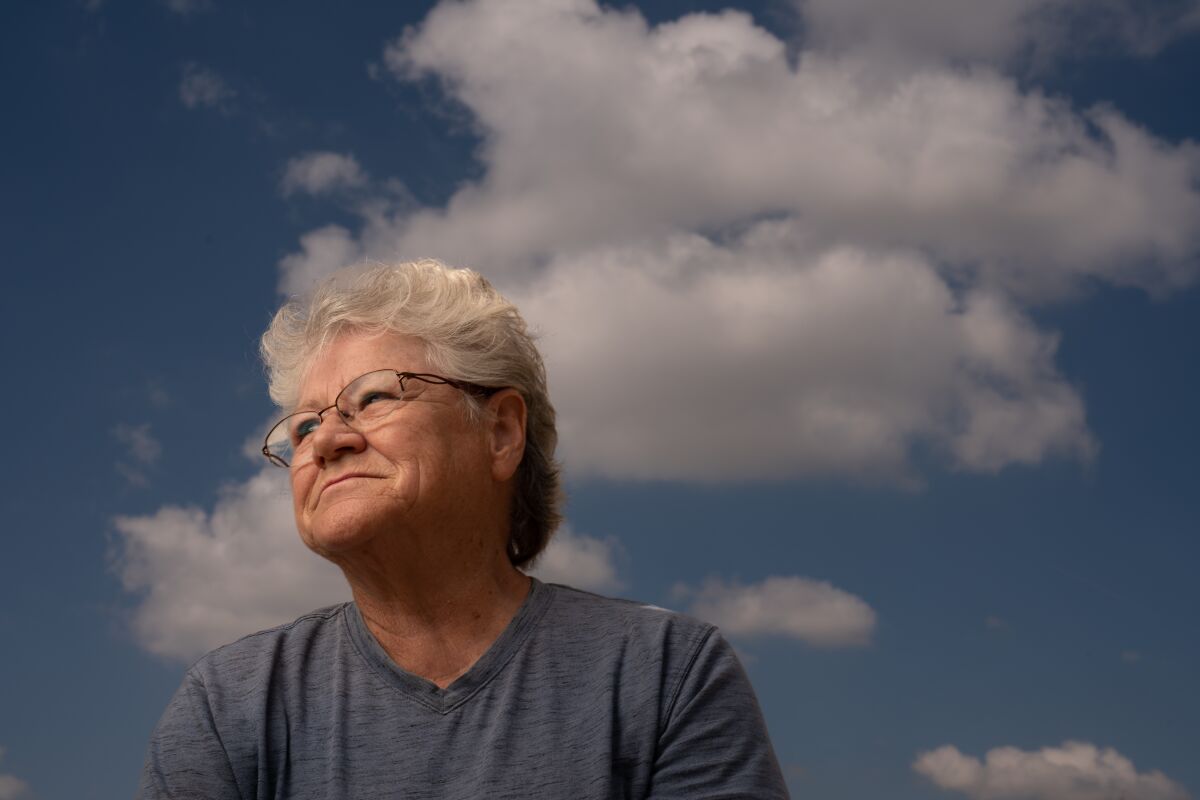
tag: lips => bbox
[316,473,378,499]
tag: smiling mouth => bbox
[318,474,377,498]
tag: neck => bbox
[335,523,532,688]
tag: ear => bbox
[486,389,527,482]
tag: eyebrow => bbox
[290,393,331,415]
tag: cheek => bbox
[290,469,317,516]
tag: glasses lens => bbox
[338,370,405,422]
[264,411,321,467]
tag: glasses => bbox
[262,369,500,468]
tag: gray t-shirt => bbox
[137,579,789,799]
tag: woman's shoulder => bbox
[186,603,351,684]
[537,581,718,658]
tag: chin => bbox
[298,502,391,558]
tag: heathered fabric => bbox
[137,579,789,799]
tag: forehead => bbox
[296,330,428,408]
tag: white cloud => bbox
[113,468,350,661]
[0,747,27,800]
[279,224,365,295]
[372,0,1200,300]
[514,233,1094,482]
[525,525,623,592]
[679,575,876,647]
[179,63,234,111]
[266,0,1200,483]
[281,152,369,197]
[914,741,1192,800]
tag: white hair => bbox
[260,259,562,567]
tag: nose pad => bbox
[311,412,367,465]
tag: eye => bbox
[290,416,321,444]
[360,390,400,407]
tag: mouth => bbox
[316,473,378,500]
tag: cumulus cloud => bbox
[913,741,1192,800]
[113,468,350,661]
[679,575,876,646]
[281,152,369,197]
[0,747,27,800]
[179,63,234,111]
[525,525,623,592]
[372,0,1199,299]
[515,234,1094,482]
[269,0,1199,483]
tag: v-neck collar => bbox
[342,577,553,714]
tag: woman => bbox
[138,259,788,799]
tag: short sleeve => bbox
[136,670,243,800]
[647,628,790,799]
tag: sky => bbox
[2,0,1199,797]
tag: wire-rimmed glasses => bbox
[262,369,500,468]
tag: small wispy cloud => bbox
[113,422,162,488]
[179,62,234,111]
[164,0,213,15]
[0,746,28,800]
[113,423,162,465]
[280,152,368,197]
[147,382,170,409]
[676,575,876,647]
[914,741,1191,800]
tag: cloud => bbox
[373,0,1199,300]
[179,63,234,111]
[913,741,1192,800]
[113,423,162,465]
[279,224,365,294]
[268,0,1198,484]
[112,468,350,661]
[164,0,213,15]
[797,0,1200,69]
[281,152,369,197]
[0,747,27,800]
[111,464,619,659]
[113,422,162,487]
[514,235,1094,482]
[525,525,623,592]
[678,575,876,647]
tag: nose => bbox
[309,411,367,467]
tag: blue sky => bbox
[2,1,1199,798]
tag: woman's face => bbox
[288,330,493,560]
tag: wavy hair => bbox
[260,259,562,567]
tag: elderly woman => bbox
[138,260,788,799]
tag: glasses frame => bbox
[262,370,501,468]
